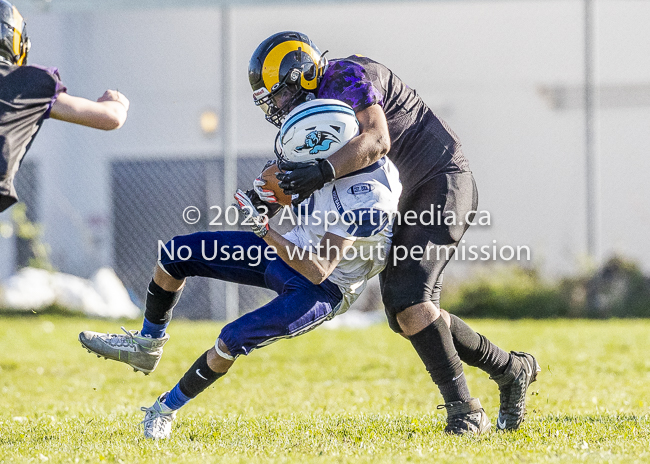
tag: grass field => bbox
[1,315,650,463]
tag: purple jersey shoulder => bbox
[29,65,67,118]
[317,59,383,111]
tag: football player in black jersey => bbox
[250,31,540,435]
[0,0,130,212]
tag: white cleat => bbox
[79,327,169,374]
[141,394,176,439]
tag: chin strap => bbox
[318,50,329,82]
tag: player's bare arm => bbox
[326,104,391,178]
[50,90,129,130]
[233,188,352,285]
[263,229,353,285]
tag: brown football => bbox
[261,163,292,207]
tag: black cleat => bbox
[491,351,540,431]
[438,398,491,435]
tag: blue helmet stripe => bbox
[281,104,357,139]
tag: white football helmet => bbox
[277,99,360,163]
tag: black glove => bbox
[243,188,282,218]
[277,159,336,206]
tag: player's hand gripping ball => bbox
[234,189,270,238]
[253,160,293,207]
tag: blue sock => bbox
[163,384,192,410]
[141,317,168,338]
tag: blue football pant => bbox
[159,231,343,357]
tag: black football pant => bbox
[380,170,478,330]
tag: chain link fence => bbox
[111,155,278,320]
[1,154,383,320]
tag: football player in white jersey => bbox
[79,100,402,439]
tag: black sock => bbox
[448,314,511,377]
[409,317,471,403]
[179,351,225,398]
[163,351,225,410]
[144,279,183,325]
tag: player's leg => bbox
[382,171,489,435]
[79,231,276,373]
[141,258,343,439]
[426,175,540,430]
[384,257,490,435]
[441,307,540,430]
[431,273,512,379]
[138,230,276,339]
[140,344,232,440]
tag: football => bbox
[260,163,292,207]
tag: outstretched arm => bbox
[50,90,129,130]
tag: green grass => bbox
[1,316,650,463]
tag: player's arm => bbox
[326,104,390,178]
[234,189,352,284]
[50,90,129,130]
[263,230,353,285]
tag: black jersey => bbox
[0,63,66,212]
[317,55,469,194]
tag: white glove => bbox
[234,189,270,238]
[253,160,279,204]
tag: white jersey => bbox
[282,157,402,313]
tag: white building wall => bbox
[1,0,649,279]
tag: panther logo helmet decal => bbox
[278,99,359,163]
[295,130,340,155]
